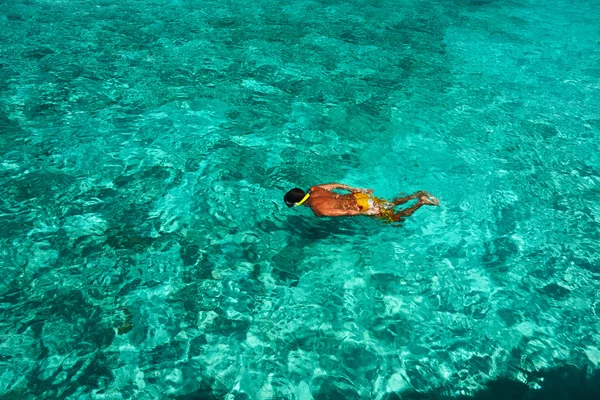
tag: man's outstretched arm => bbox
[312,183,372,193]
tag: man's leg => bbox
[392,190,427,206]
[392,190,438,206]
[391,192,439,222]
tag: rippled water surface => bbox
[1,0,599,398]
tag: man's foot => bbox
[419,192,439,206]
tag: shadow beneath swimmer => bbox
[278,215,384,241]
[389,364,600,400]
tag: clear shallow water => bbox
[1,0,599,398]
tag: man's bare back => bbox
[284,183,439,223]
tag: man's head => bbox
[284,188,306,207]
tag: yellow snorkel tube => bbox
[295,193,310,207]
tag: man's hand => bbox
[350,188,374,194]
[313,183,373,195]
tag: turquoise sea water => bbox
[1,0,600,398]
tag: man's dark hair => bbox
[284,188,306,207]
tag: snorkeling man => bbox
[284,183,439,222]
